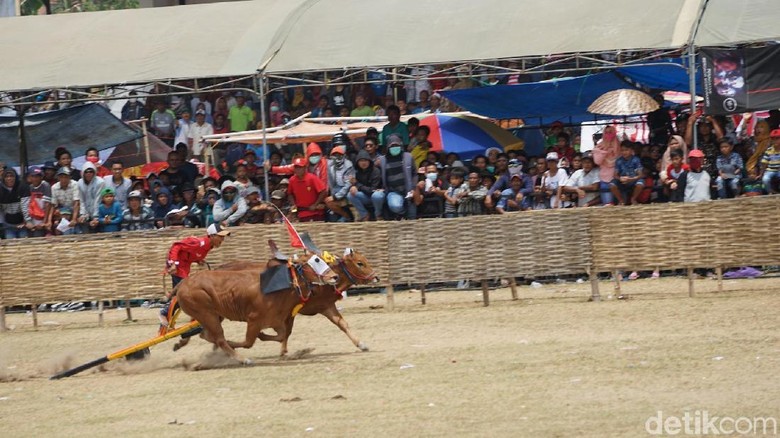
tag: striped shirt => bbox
[761,146,780,172]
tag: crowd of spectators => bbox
[2,78,780,239]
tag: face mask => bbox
[129,98,137,104]
[603,132,616,141]
[389,146,402,156]
[270,105,279,112]
[426,172,438,181]
[86,156,99,164]
[486,165,495,173]
[309,155,321,165]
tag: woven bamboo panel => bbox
[589,196,780,271]
[386,209,592,284]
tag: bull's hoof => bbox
[357,342,369,352]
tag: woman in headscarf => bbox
[659,135,689,182]
[746,120,771,173]
[592,125,621,205]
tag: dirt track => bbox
[1,276,779,437]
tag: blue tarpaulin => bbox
[441,60,699,125]
[0,103,143,166]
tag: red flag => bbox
[283,215,304,248]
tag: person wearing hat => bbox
[325,145,355,221]
[535,151,569,209]
[0,167,31,239]
[267,189,290,223]
[90,187,123,233]
[266,142,329,187]
[26,167,52,237]
[288,157,328,222]
[378,133,417,219]
[674,149,711,203]
[188,109,214,162]
[77,161,106,230]
[159,222,232,334]
[563,151,601,207]
[122,190,154,231]
[240,186,269,225]
[49,167,80,235]
[213,180,247,227]
[42,161,58,186]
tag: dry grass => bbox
[1,276,780,437]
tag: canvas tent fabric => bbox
[439,62,699,123]
[694,0,780,47]
[0,0,702,92]
[0,104,142,166]
[0,0,306,91]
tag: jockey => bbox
[158,223,231,334]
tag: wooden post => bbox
[688,267,695,297]
[716,266,723,293]
[31,304,38,329]
[98,301,104,326]
[613,270,622,293]
[508,277,518,301]
[141,119,151,164]
[420,284,426,305]
[125,306,133,322]
[590,271,601,302]
[385,284,395,312]
[481,280,490,307]
[0,306,7,332]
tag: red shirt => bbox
[288,172,326,219]
[167,236,212,278]
[666,163,690,180]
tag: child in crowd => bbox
[90,188,123,232]
[664,149,689,202]
[761,129,780,194]
[715,138,743,199]
[741,167,765,197]
[610,143,644,205]
[442,168,467,218]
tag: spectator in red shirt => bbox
[267,142,328,187]
[288,157,327,222]
[158,222,231,334]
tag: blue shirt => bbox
[496,188,521,211]
[615,155,642,178]
[96,201,123,233]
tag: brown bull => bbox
[173,255,339,364]
[217,249,380,356]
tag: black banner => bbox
[702,46,780,114]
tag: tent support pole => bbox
[256,72,270,200]
[18,108,28,178]
[141,119,151,164]
[687,0,710,149]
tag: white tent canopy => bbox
[0,0,777,93]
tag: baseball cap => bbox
[279,178,290,185]
[510,173,522,180]
[581,151,594,161]
[271,189,286,200]
[245,186,261,196]
[330,146,346,156]
[127,190,144,199]
[43,161,57,170]
[28,167,43,176]
[771,129,780,138]
[387,134,403,146]
[195,110,206,115]
[206,223,231,237]
[546,152,559,161]
[688,149,705,158]
[56,167,71,176]
[293,157,307,167]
